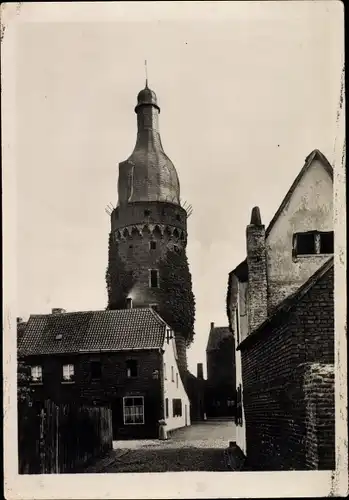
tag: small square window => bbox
[294,232,316,256]
[320,231,334,254]
[91,361,102,379]
[150,241,157,250]
[126,359,138,378]
[62,364,74,382]
[31,365,42,383]
[144,209,151,217]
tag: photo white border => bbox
[2,2,347,498]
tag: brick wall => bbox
[206,336,236,417]
[303,363,335,470]
[24,350,163,439]
[246,222,268,332]
[240,265,334,470]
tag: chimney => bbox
[17,317,23,324]
[197,363,204,379]
[210,322,215,330]
[246,206,268,332]
[51,308,66,315]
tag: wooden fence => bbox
[18,400,113,474]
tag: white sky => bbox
[13,1,343,374]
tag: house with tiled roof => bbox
[205,323,236,418]
[226,149,334,470]
[18,307,191,439]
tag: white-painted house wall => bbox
[234,285,247,455]
[266,158,333,310]
[162,335,191,431]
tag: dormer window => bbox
[293,231,334,257]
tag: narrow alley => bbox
[85,420,239,473]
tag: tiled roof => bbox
[18,308,167,356]
[237,257,334,351]
[206,326,231,352]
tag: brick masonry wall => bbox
[24,350,163,439]
[303,363,335,470]
[240,265,334,470]
[109,200,192,372]
[246,224,268,332]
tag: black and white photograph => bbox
[2,1,347,498]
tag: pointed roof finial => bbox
[145,59,148,88]
[250,206,262,225]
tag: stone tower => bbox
[106,82,195,373]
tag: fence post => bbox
[39,407,46,473]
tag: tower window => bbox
[150,241,157,250]
[149,269,159,288]
[144,209,151,217]
[126,359,138,378]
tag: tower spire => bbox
[145,59,148,88]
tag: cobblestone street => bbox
[86,420,238,473]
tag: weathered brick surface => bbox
[240,265,334,470]
[303,363,335,470]
[109,200,190,373]
[246,224,268,332]
[25,350,163,439]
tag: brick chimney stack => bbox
[210,322,214,330]
[246,206,268,333]
[197,363,204,379]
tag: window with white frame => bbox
[62,364,74,382]
[164,362,167,380]
[171,366,174,382]
[31,365,42,383]
[176,372,179,388]
[123,396,145,425]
